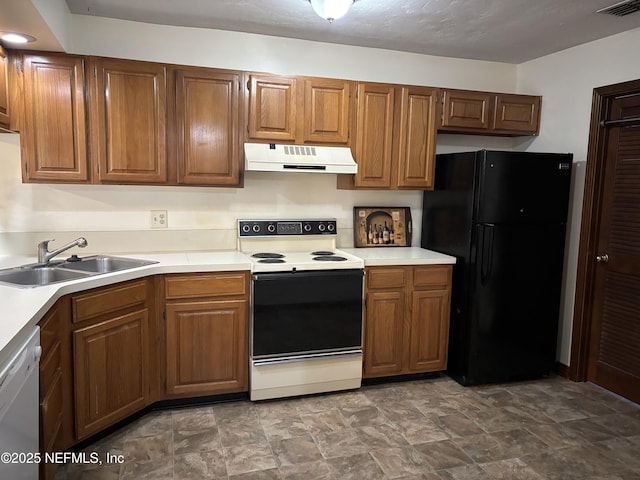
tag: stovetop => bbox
[237,219,364,272]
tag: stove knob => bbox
[241,224,250,233]
[303,223,312,232]
[327,223,335,232]
[252,224,261,233]
[267,223,276,233]
[318,224,326,232]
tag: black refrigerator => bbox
[421,150,573,386]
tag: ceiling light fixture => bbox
[1,32,37,44]
[309,0,354,23]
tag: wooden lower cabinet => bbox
[163,272,249,398]
[39,298,73,480]
[71,279,155,440]
[363,265,452,378]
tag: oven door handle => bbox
[252,349,362,367]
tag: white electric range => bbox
[238,219,364,401]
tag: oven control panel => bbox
[238,219,337,236]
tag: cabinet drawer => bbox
[413,266,451,288]
[165,273,248,299]
[367,268,407,289]
[72,280,147,323]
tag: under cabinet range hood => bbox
[245,143,357,174]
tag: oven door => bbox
[251,269,364,359]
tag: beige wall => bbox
[515,27,640,365]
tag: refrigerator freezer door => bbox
[464,222,567,385]
[474,151,572,225]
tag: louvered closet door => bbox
[587,92,640,403]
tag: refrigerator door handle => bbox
[480,225,494,286]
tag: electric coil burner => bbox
[238,219,364,401]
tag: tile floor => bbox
[56,375,640,479]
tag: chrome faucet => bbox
[37,237,88,263]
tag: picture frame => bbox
[353,207,412,247]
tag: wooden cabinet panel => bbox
[39,298,72,480]
[22,54,89,182]
[165,299,248,396]
[408,289,451,372]
[174,67,242,186]
[354,83,395,188]
[413,265,452,288]
[0,45,9,128]
[90,57,167,183]
[364,290,405,378]
[71,280,147,323]
[248,75,297,141]
[441,89,491,130]
[367,267,406,289]
[303,78,350,144]
[396,86,438,189]
[165,272,248,299]
[364,265,452,378]
[494,94,541,134]
[74,308,150,439]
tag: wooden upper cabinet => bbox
[441,89,492,130]
[89,57,167,183]
[0,45,9,129]
[247,74,352,145]
[493,93,541,134]
[21,54,89,183]
[354,82,395,188]
[396,86,438,189]
[303,78,351,144]
[248,74,297,141]
[439,88,541,136]
[173,67,242,186]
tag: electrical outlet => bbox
[150,210,168,229]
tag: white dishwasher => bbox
[0,328,41,480]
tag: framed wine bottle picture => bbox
[353,207,412,247]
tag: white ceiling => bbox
[3,0,640,63]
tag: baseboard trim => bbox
[555,362,570,379]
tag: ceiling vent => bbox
[597,0,640,16]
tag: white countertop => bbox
[0,251,251,366]
[341,247,456,266]
[0,247,454,365]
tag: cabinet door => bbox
[303,78,351,144]
[363,290,405,378]
[493,94,541,134]
[396,86,438,189]
[0,45,9,128]
[74,309,150,439]
[174,67,241,186]
[89,57,167,183]
[354,83,395,188]
[440,89,491,131]
[248,74,297,141]
[165,299,248,396]
[22,54,89,182]
[407,289,451,373]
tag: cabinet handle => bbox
[595,254,609,264]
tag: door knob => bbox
[596,254,609,263]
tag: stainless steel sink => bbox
[0,255,158,288]
[0,266,91,287]
[57,255,157,273]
